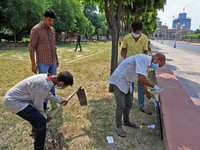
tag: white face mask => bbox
[132,32,140,38]
[150,62,159,69]
[54,85,62,89]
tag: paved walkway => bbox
[151,40,200,110]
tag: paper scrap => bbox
[106,136,114,144]
[147,125,155,129]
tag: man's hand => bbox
[150,98,157,107]
[154,85,163,91]
[56,61,59,68]
[60,100,68,106]
[46,116,52,123]
[32,64,38,74]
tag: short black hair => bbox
[44,9,56,19]
[56,71,73,86]
[131,22,143,31]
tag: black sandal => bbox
[123,122,139,129]
[140,107,152,115]
[115,127,126,137]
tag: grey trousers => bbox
[114,85,132,127]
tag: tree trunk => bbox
[104,0,122,92]
[109,30,119,92]
[14,30,17,47]
[64,31,67,44]
[56,32,61,44]
[126,6,130,34]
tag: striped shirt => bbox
[29,21,57,65]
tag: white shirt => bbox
[108,54,152,94]
[3,74,63,118]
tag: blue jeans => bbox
[75,42,82,51]
[37,62,57,106]
[131,81,145,108]
[17,105,46,150]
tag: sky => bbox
[158,0,200,30]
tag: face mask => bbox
[132,32,140,38]
[54,85,62,89]
[150,63,159,69]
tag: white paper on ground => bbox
[147,125,155,129]
[106,136,114,143]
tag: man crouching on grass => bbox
[3,71,73,150]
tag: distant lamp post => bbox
[174,21,180,48]
[189,33,191,43]
[161,34,163,44]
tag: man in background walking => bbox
[74,32,82,52]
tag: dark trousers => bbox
[114,85,132,127]
[17,105,46,150]
[75,42,82,51]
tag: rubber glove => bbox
[150,98,157,107]
[119,57,125,64]
[154,85,162,91]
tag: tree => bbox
[195,29,200,34]
[47,0,95,42]
[84,4,109,38]
[84,0,123,91]
[0,0,44,45]
[46,0,76,42]
[84,0,166,92]
[121,0,166,35]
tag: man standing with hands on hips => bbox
[29,9,59,111]
[120,22,153,115]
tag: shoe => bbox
[74,49,77,51]
[29,131,35,136]
[115,127,126,137]
[123,121,139,129]
[79,50,82,52]
[140,107,152,115]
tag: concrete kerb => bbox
[152,46,200,150]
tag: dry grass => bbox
[0,42,165,150]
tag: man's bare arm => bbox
[138,74,154,99]
[30,51,37,74]
[121,47,126,58]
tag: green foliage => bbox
[0,0,95,41]
[84,4,109,36]
[0,28,13,35]
[181,34,200,39]
[195,29,200,34]
[1,0,44,31]
[121,0,166,35]
[140,9,158,36]
[47,0,76,32]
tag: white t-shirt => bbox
[108,54,152,94]
[3,74,63,118]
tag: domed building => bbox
[150,17,187,40]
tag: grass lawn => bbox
[0,42,165,150]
